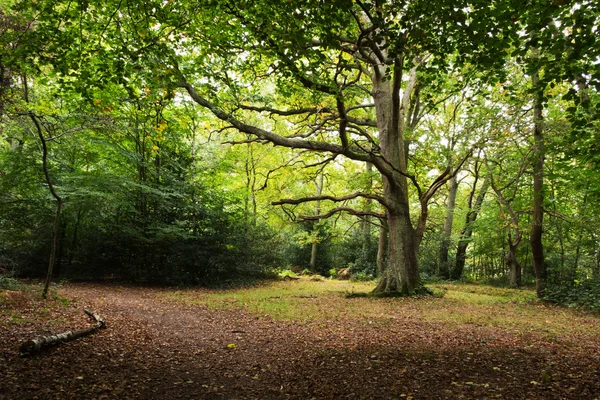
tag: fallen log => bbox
[20,308,105,355]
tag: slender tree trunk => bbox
[507,232,522,288]
[310,172,324,272]
[595,235,600,280]
[452,178,489,280]
[361,162,373,270]
[243,140,258,228]
[530,55,546,297]
[438,175,458,278]
[29,113,62,299]
[572,191,589,282]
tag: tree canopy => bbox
[0,0,599,301]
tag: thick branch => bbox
[238,104,376,128]
[239,104,330,116]
[273,191,390,209]
[336,97,349,149]
[20,309,105,355]
[300,207,386,221]
[177,78,395,180]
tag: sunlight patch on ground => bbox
[159,279,600,340]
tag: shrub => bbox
[0,274,23,291]
[543,279,600,313]
[350,271,375,282]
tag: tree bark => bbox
[310,172,324,272]
[530,62,546,297]
[507,232,522,288]
[595,234,600,280]
[370,59,424,295]
[20,309,105,355]
[376,218,388,277]
[360,162,373,269]
[570,189,588,284]
[374,209,422,295]
[438,175,459,278]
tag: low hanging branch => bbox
[19,309,106,355]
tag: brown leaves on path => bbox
[1,282,600,399]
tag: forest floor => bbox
[1,279,600,399]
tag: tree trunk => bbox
[370,59,424,296]
[244,140,258,228]
[374,209,422,295]
[595,235,600,280]
[452,177,489,280]
[310,172,324,272]
[360,162,373,270]
[438,175,458,278]
[507,232,522,288]
[376,218,388,276]
[530,54,546,298]
[572,190,588,283]
[29,113,63,299]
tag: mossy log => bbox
[20,309,105,355]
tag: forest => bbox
[1,0,600,398]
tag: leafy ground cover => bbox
[1,279,600,399]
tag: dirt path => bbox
[2,283,600,399]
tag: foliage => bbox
[277,269,299,279]
[0,274,22,291]
[331,229,378,275]
[544,280,600,313]
[350,271,376,282]
[1,0,600,294]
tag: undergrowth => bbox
[0,275,23,291]
[543,279,600,313]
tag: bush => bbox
[331,230,378,276]
[0,275,23,291]
[350,271,375,282]
[543,279,600,313]
[419,272,444,284]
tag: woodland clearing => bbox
[1,279,600,399]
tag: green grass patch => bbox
[162,278,375,321]
[432,283,537,305]
[159,279,600,342]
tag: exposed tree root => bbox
[346,286,434,299]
